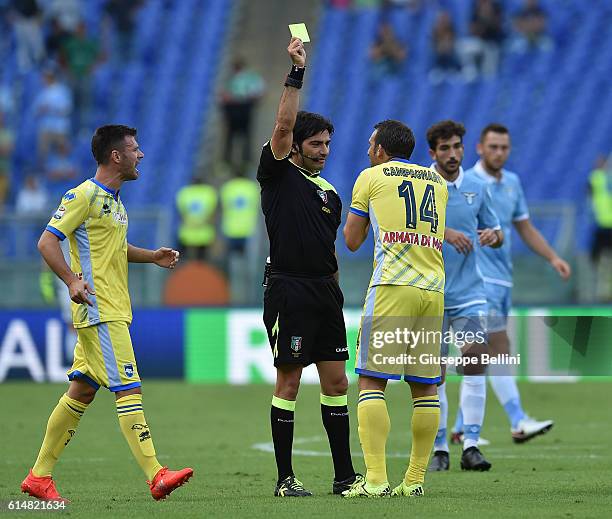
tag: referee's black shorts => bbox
[263,274,348,367]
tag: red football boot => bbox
[148,467,193,500]
[21,469,69,502]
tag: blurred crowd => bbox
[1,0,608,303]
[0,0,264,298]
[174,54,265,268]
[0,0,558,217]
[0,0,144,213]
[330,0,554,82]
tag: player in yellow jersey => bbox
[20,125,193,502]
[342,120,447,498]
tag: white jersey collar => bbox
[431,163,465,189]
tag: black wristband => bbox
[284,65,305,89]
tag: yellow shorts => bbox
[67,321,141,392]
[355,285,444,384]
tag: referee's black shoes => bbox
[460,446,492,471]
[333,473,364,495]
[274,476,313,497]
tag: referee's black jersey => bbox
[257,141,342,277]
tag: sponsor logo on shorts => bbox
[124,363,134,378]
[335,347,348,352]
[290,336,302,352]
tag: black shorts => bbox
[591,227,612,261]
[263,274,348,367]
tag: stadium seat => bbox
[3,0,233,255]
[307,0,612,256]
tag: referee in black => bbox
[258,37,361,497]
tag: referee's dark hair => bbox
[292,111,334,151]
[426,120,466,150]
[373,120,415,160]
[480,123,509,142]
[92,125,138,165]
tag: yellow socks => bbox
[357,390,390,486]
[32,392,164,482]
[116,394,163,481]
[33,394,88,477]
[405,395,440,485]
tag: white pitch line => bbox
[252,435,410,458]
[251,437,603,459]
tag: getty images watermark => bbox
[368,327,521,368]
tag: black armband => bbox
[284,65,305,89]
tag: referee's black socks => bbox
[321,394,355,482]
[271,396,295,481]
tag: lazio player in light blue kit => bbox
[457,123,571,443]
[21,125,193,503]
[426,121,503,472]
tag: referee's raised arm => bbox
[270,37,306,159]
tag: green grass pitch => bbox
[1,381,611,518]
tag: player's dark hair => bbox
[91,125,138,165]
[373,119,415,159]
[480,123,509,142]
[426,120,466,150]
[292,111,334,151]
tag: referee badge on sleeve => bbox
[317,189,328,204]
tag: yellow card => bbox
[289,23,310,43]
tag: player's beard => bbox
[441,159,460,176]
[120,163,139,181]
[484,158,504,174]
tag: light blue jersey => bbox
[438,166,501,309]
[467,161,530,287]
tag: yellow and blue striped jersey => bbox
[349,159,448,293]
[45,178,131,328]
